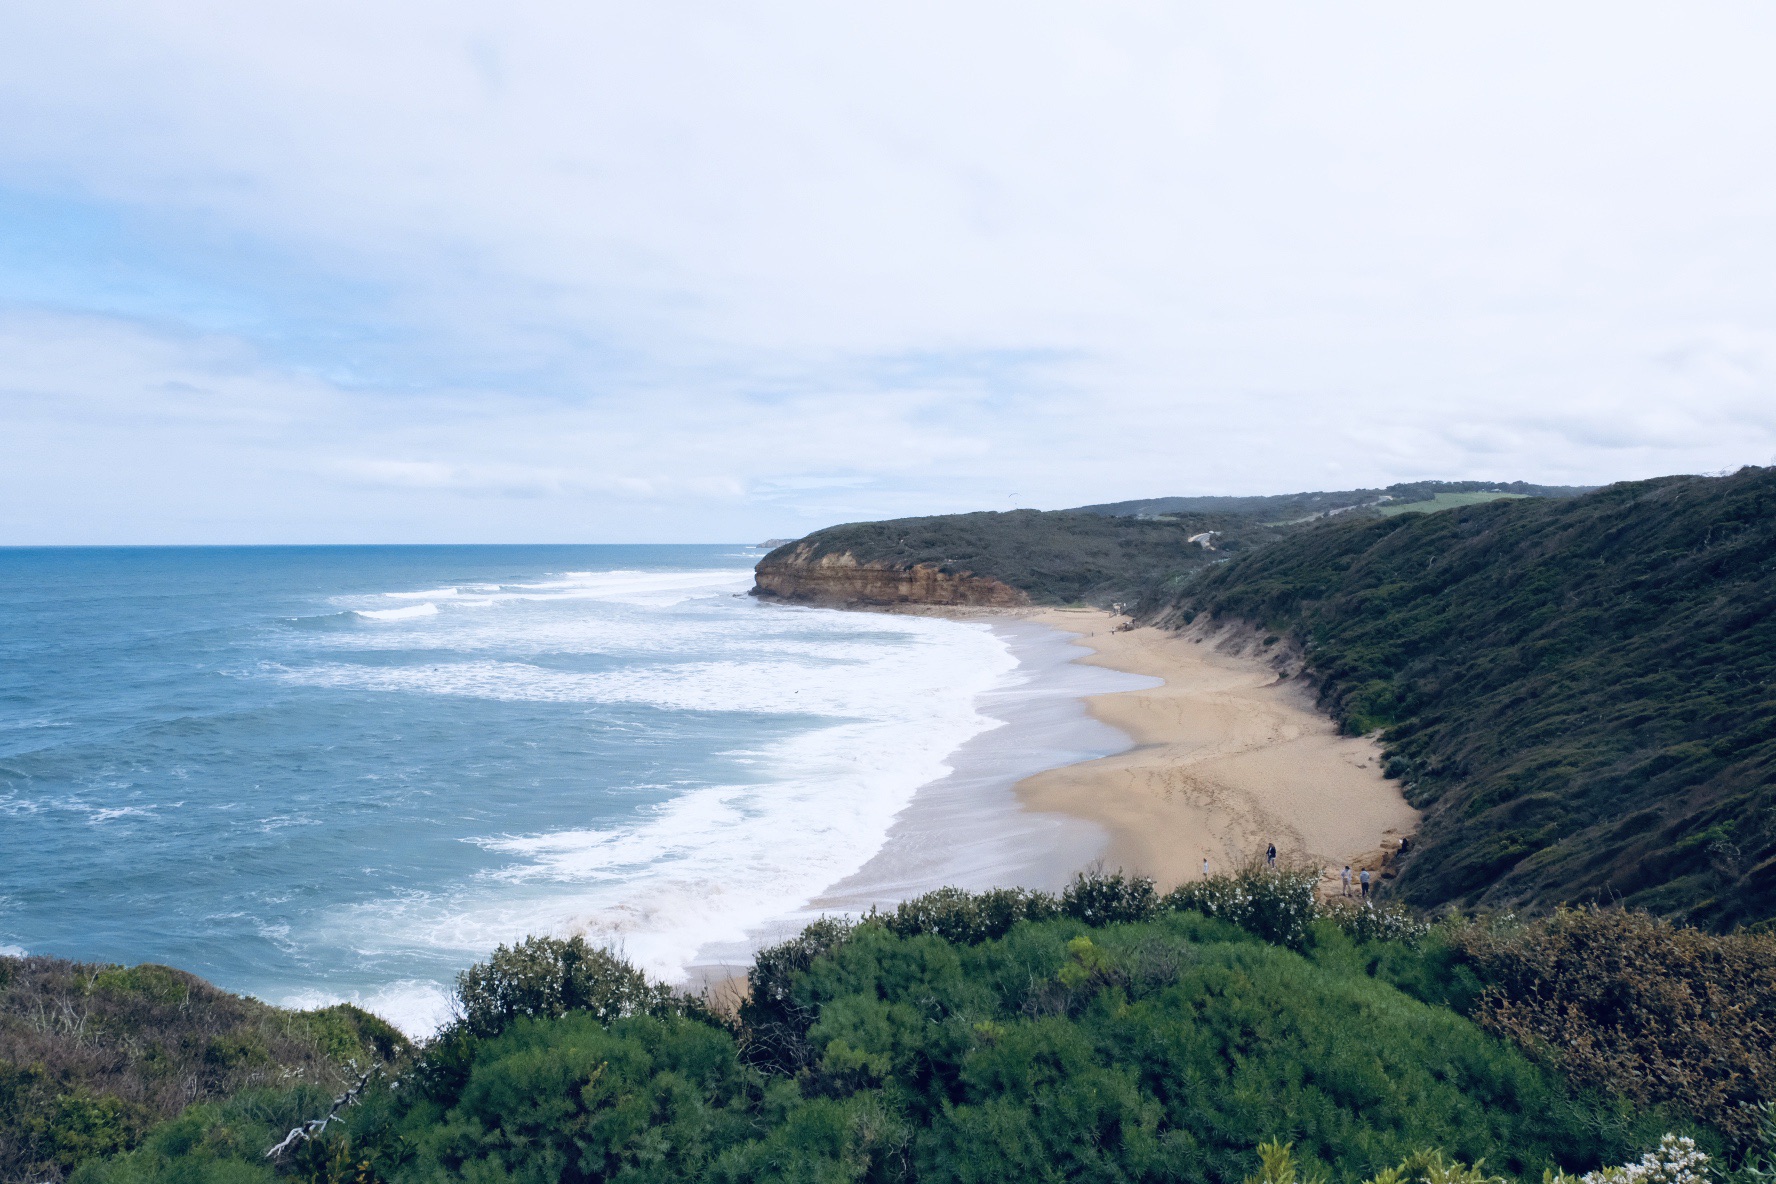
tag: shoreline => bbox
[1015,608,1418,892]
[680,613,1152,992]
[683,604,1417,998]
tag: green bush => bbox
[1318,900,1432,947]
[1164,863,1323,948]
[69,1086,345,1184]
[303,913,1663,1184]
[879,886,1060,945]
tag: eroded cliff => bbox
[752,546,1028,608]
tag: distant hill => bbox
[1073,480,1592,523]
[1161,468,1776,930]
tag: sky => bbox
[2,3,1774,544]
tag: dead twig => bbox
[264,1066,380,1160]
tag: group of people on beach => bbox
[1198,841,1374,899]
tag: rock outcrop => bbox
[752,546,1028,608]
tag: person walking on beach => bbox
[1266,843,1277,869]
[1341,865,1352,897]
[1359,868,1371,899]
[1202,856,1211,879]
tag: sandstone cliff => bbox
[752,545,1028,608]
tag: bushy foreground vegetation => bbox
[1447,909,1776,1147]
[1165,467,1776,929]
[69,872,1776,1184]
[0,955,407,1183]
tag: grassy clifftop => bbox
[1072,480,1590,522]
[759,483,1587,609]
[1167,467,1776,929]
[758,508,1270,606]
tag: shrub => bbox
[1163,861,1323,948]
[0,955,406,1184]
[1550,1134,1712,1184]
[880,886,1060,944]
[451,934,688,1038]
[1320,898,1433,946]
[880,869,1326,957]
[739,917,856,1073]
[74,910,1684,1184]
[70,1086,334,1184]
[1450,908,1776,1149]
[1061,868,1159,926]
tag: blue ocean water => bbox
[0,546,1019,1030]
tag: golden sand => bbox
[1016,608,1418,893]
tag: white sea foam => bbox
[469,569,752,607]
[353,602,440,621]
[294,595,1019,1027]
[0,943,26,957]
[265,564,1036,1035]
[275,654,956,717]
[279,980,456,1037]
[86,805,160,824]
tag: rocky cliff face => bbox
[752,547,1029,608]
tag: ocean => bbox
[0,546,1138,1032]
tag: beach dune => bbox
[1018,609,1419,891]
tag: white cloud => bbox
[0,2,1774,541]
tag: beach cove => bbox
[1015,608,1418,892]
[685,603,1419,994]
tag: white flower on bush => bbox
[1565,1136,1709,1184]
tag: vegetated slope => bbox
[79,879,1683,1184]
[756,483,1590,610]
[756,508,1268,606]
[0,956,406,1184]
[1163,467,1776,929]
[1074,480,1591,523]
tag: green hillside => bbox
[763,483,1588,608]
[1166,467,1776,929]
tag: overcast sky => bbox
[3,3,1773,543]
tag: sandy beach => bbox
[1016,608,1419,892]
